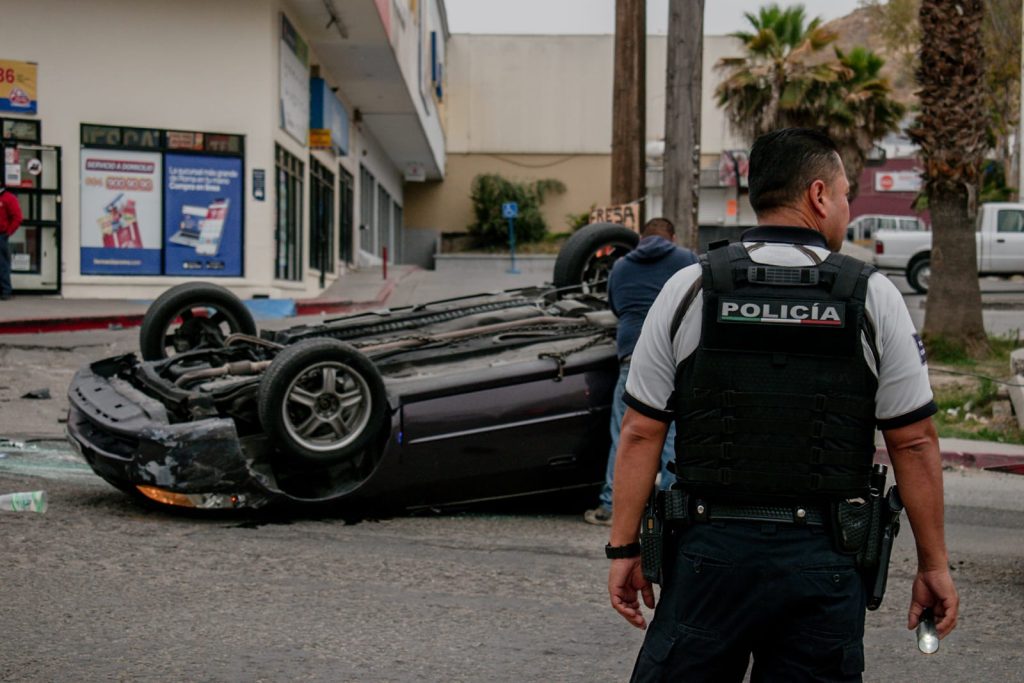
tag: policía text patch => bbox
[718,298,846,327]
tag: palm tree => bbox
[715,4,839,140]
[815,47,906,198]
[715,4,904,200]
[907,0,989,355]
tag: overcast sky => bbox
[445,0,863,36]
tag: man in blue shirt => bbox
[584,218,698,525]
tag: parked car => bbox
[846,214,927,246]
[873,202,1024,293]
[66,224,639,513]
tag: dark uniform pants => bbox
[631,521,866,683]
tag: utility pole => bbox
[1019,7,1023,200]
[611,0,646,221]
[663,0,704,250]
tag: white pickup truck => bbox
[873,202,1024,293]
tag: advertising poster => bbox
[80,149,162,275]
[280,15,309,144]
[163,154,243,276]
[0,60,38,114]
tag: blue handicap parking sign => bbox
[502,202,519,219]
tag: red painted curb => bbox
[0,314,144,335]
[874,447,1024,472]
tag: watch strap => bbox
[605,542,642,559]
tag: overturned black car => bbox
[66,224,639,512]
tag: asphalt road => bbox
[0,271,1021,681]
[0,451,1021,682]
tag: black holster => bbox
[830,464,904,610]
[640,491,663,584]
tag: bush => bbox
[566,206,595,232]
[468,174,566,247]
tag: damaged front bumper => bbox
[66,361,275,509]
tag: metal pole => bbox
[507,217,520,274]
[382,245,388,280]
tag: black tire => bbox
[553,222,639,293]
[907,257,930,294]
[139,282,257,360]
[258,339,388,465]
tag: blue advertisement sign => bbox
[163,154,243,276]
[310,77,349,155]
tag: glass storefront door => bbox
[6,144,61,293]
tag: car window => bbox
[878,218,898,231]
[898,218,920,231]
[996,210,1024,233]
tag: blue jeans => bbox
[599,363,676,510]
[0,233,11,297]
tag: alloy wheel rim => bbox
[281,361,372,452]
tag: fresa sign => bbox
[590,202,641,231]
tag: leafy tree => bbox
[467,174,566,247]
[715,3,904,199]
[908,0,989,356]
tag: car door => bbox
[985,208,1024,273]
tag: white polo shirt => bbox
[623,227,937,431]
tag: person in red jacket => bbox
[0,183,24,300]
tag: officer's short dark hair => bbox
[641,217,674,238]
[747,128,842,214]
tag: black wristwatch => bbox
[605,542,642,559]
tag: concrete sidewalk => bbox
[0,265,422,334]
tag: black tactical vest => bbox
[674,242,879,503]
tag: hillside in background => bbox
[818,6,917,107]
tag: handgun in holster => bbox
[866,485,903,610]
[640,490,663,584]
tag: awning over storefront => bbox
[287,0,447,180]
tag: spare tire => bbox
[552,222,639,293]
[258,338,388,465]
[139,282,257,360]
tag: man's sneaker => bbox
[584,505,612,526]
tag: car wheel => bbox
[258,338,388,465]
[907,258,930,294]
[553,222,639,293]
[139,282,257,360]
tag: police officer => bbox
[605,128,958,681]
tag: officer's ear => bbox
[808,179,829,220]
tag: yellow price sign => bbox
[0,60,37,114]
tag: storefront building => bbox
[1,0,447,299]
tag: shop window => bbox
[360,165,376,254]
[339,167,354,264]
[275,145,304,281]
[309,158,335,274]
[392,200,403,262]
[377,185,392,262]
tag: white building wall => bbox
[3,0,280,298]
[446,33,747,156]
[1,0,419,298]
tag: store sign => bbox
[590,202,641,231]
[874,171,922,193]
[0,60,38,115]
[163,154,243,277]
[80,149,163,275]
[308,128,332,149]
[309,78,349,155]
[279,15,309,145]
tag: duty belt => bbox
[658,489,826,526]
